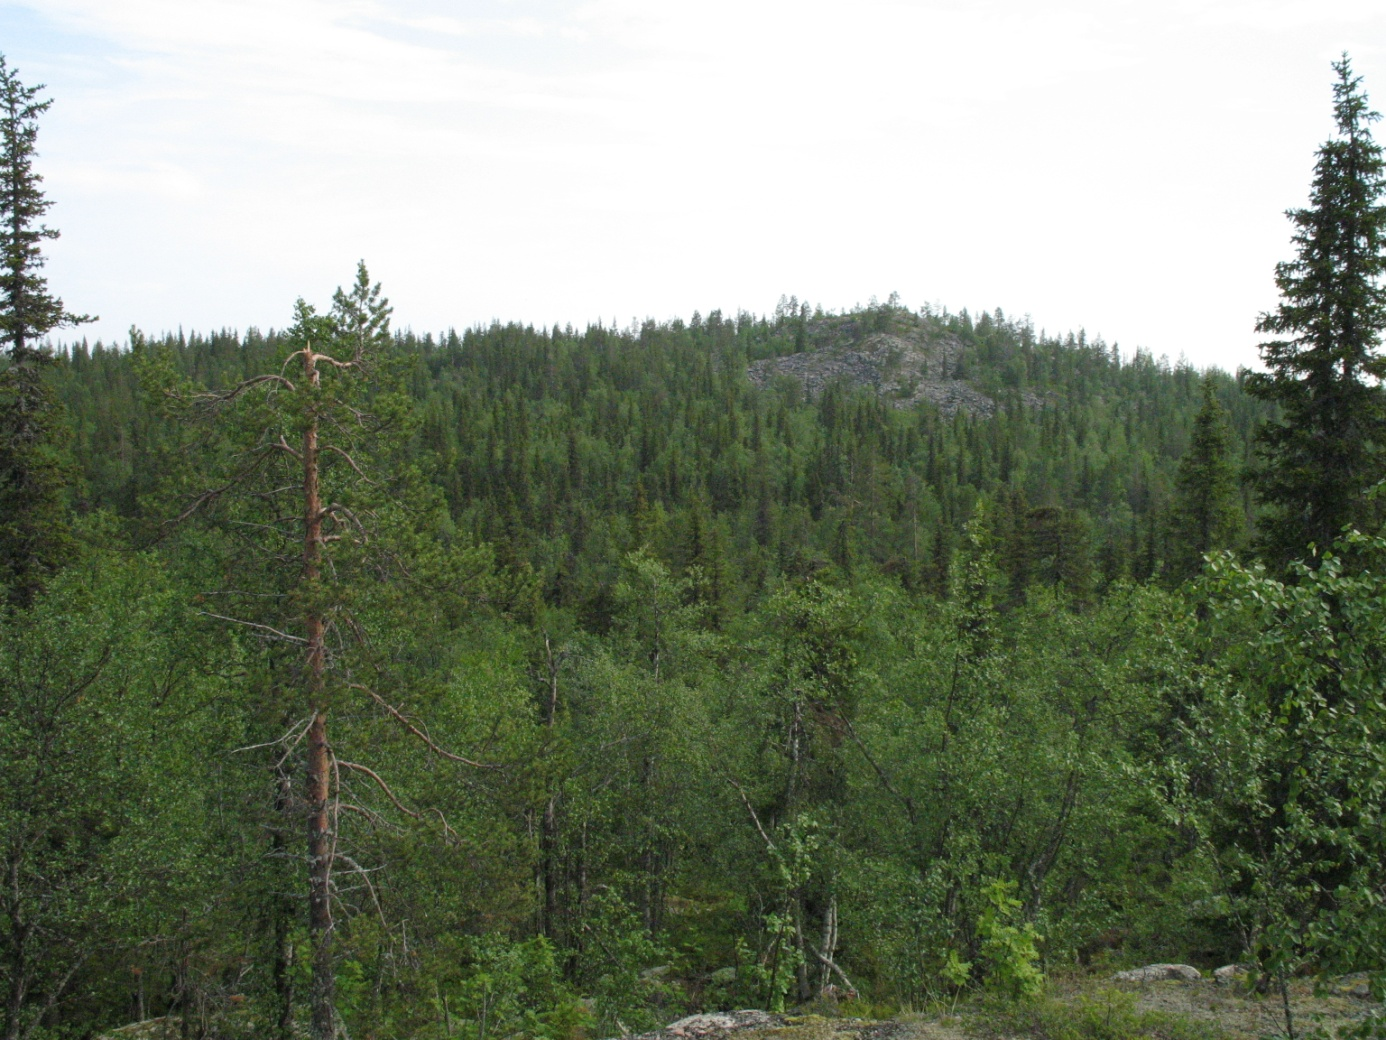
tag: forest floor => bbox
[95,973,1383,1040]
[643,974,1381,1040]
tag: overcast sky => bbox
[3,0,1384,371]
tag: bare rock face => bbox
[1113,963,1204,982]
[746,317,1000,417]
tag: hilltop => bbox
[747,311,1018,417]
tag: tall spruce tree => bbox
[1166,377,1242,581]
[1247,55,1386,566]
[0,54,89,606]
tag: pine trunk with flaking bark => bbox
[302,347,335,1040]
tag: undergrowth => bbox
[973,989,1229,1040]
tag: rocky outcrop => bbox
[1113,963,1203,982]
[615,1011,782,1040]
[612,1012,902,1040]
[746,319,1004,417]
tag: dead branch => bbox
[274,720,314,770]
[338,802,391,830]
[197,612,308,645]
[724,773,776,853]
[333,853,389,929]
[191,373,296,403]
[232,716,313,755]
[250,485,304,501]
[812,948,858,997]
[350,683,499,769]
[337,760,420,820]
[168,449,278,524]
[428,807,462,846]
[322,444,374,482]
[323,503,369,538]
[836,711,917,825]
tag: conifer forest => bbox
[3,49,1386,1040]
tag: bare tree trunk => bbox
[817,898,838,996]
[302,349,335,1040]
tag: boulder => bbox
[658,1011,778,1038]
[1113,963,1203,982]
[1214,964,1249,985]
[1329,972,1377,1000]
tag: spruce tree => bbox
[0,54,90,606]
[1167,377,1242,581]
[1247,55,1386,565]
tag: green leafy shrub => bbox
[977,880,1044,998]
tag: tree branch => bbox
[724,773,776,853]
[350,683,499,769]
[338,760,420,820]
[197,612,308,645]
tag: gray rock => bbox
[1332,972,1377,1000]
[660,1011,778,1036]
[1214,964,1249,985]
[1113,963,1203,982]
[745,315,1020,418]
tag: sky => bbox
[2,0,1384,372]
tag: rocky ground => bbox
[1073,971,1380,1039]
[96,970,1382,1040]
[613,971,1380,1040]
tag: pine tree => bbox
[144,265,477,1040]
[1247,55,1386,565]
[1167,377,1242,581]
[0,54,90,606]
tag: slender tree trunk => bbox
[793,896,811,1001]
[540,797,558,938]
[272,767,296,1040]
[539,636,560,940]
[3,928,28,1040]
[302,349,335,1040]
[3,845,34,1040]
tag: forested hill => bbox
[55,298,1264,617]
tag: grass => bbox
[971,989,1230,1040]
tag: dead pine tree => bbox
[139,263,492,1040]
